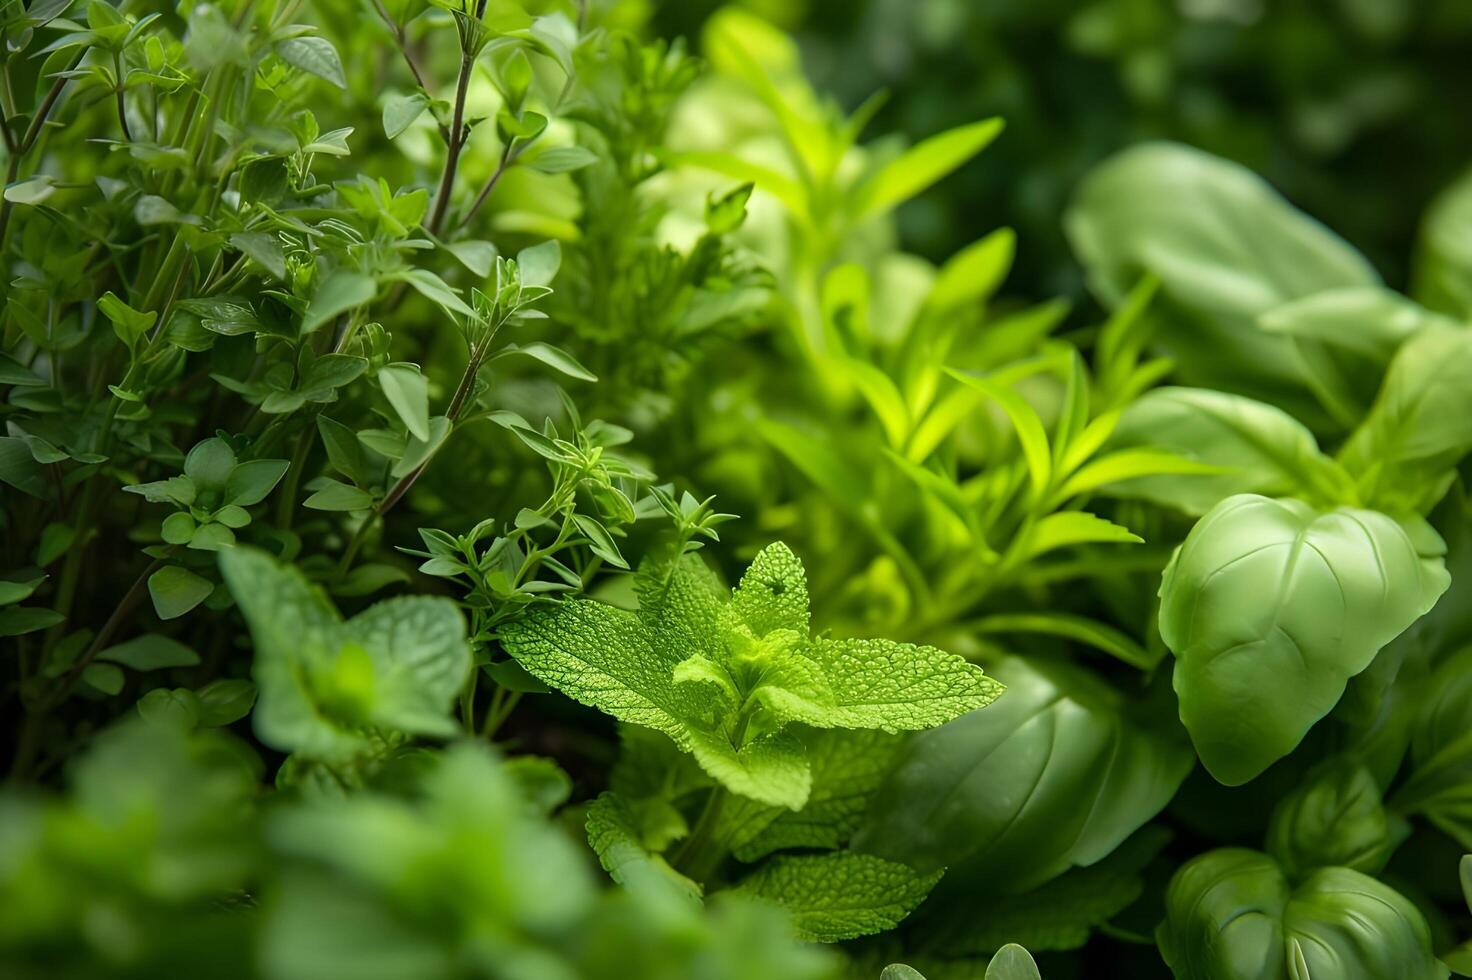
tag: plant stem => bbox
[56,555,168,698]
[114,54,132,141]
[670,787,729,882]
[11,553,167,782]
[427,49,475,235]
[455,141,519,232]
[482,688,522,739]
[374,342,484,514]
[0,48,86,248]
[276,420,317,530]
[370,0,435,95]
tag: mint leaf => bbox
[586,792,702,904]
[219,547,471,759]
[801,637,1005,733]
[684,728,812,810]
[732,851,943,941]
[497,596,700,741]
[721,729,902,862]
[501,542,1002,810]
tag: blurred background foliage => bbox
[654,0,1472,298]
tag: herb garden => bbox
[3,1,1472,977]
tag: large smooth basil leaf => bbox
[1157,849,1446,980]
[1338,324,1472,513]
[1104,387,1346,515]
[852,656,1192,893]
[1066,142,1379,431]
[1159,494,1449,785]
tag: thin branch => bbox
[114,55,132,141]
[55,554,168,701]
[0,49,86,247]
[369,0,435,93]
[427,49,474,235]
[455,140,521,232]
[20,50,86,153]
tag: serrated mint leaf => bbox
[219,547,471,759]
[502,542,1000,810]
[338,597,473,738]
[685,728,812,810]
[586,792,703,904]
[732,851,942,941]
[731,540,809,636]
[721,729,902,862]
[800,637,1005,733]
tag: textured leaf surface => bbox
[803,637,1004,733]
[733,851,942,941]
[722,729,902,861]
[585,792,702,904]
[502,543,999,808]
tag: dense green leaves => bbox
[1266,761,1398,879]
[1338,324,1472,511]
[3,1,1471,976]
[1107,388,1346,514]
[1393,647,1472,849]
[1067,141,1380,428]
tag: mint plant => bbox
[502,543,1002,810]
